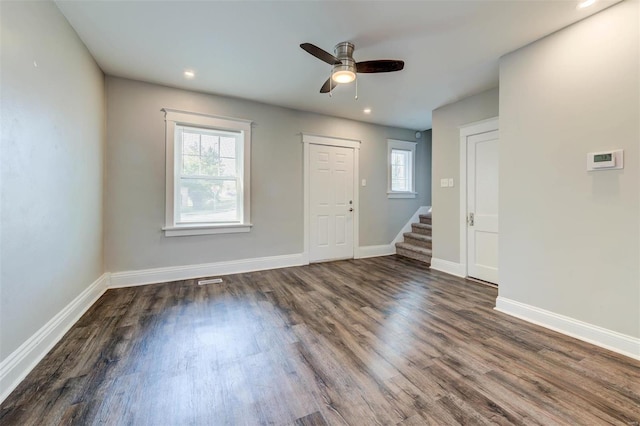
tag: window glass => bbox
[177,126,242,224]
[163,108,252,236]
[391,149,411,192]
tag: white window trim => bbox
[162,108,252,237]
[387,139,417,199]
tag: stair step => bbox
[396,242,432,255]
[419,213,432,225]
[411,222,432,236]
[403,232,433,249]
[395,242,432,264]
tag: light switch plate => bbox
[361,179,367,187]
[448,178,454,187]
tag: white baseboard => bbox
[358,244,395,259]
[495,297,640,361]
[0,273,109,404]
[429,258,466,277]
[109,253,306,288]
[391,205,432,246]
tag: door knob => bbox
[349,208,354,212]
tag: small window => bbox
[391,149,411,191]
[162,109,252,236]
[387,139,417,198]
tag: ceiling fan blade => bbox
[320,78,339,93]
[356,60,405,73]
[300,43,342,65]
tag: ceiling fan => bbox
[300,42,405,94]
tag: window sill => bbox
[163,223,253,237]
[387,192,417,199]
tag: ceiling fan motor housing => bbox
[332,42,356,82]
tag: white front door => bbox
[309,143,354,262]
[467,130,499,284]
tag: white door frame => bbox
[459,117,499,277]
[302,133,360,264]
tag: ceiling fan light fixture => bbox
[332,69,356,84]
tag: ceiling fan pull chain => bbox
[355,77,358,100]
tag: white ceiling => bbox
[56,0,619,130]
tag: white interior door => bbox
[467,130,499,284]
[309,144,354,262]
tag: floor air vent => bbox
[198,278,223,286]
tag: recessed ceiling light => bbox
[577,0,595,9]
[184,70,195,79]
[363,108,372,114]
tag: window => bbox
[387,139,417,198]
[162,109,252,236]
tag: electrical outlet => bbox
[440,178,448,188]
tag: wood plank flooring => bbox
[1,256,639,425]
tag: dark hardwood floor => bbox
[1,256,639,425]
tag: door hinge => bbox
[468,212,474,226]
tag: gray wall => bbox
[431,88,499,263]
[499,0,639,337]
[105,77,430,272]
[0,1,105,359]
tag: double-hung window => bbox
[162,109,252,236]
[387,139,417,198]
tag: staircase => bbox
[395,212,432,264]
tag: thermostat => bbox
[587,149,623,171]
